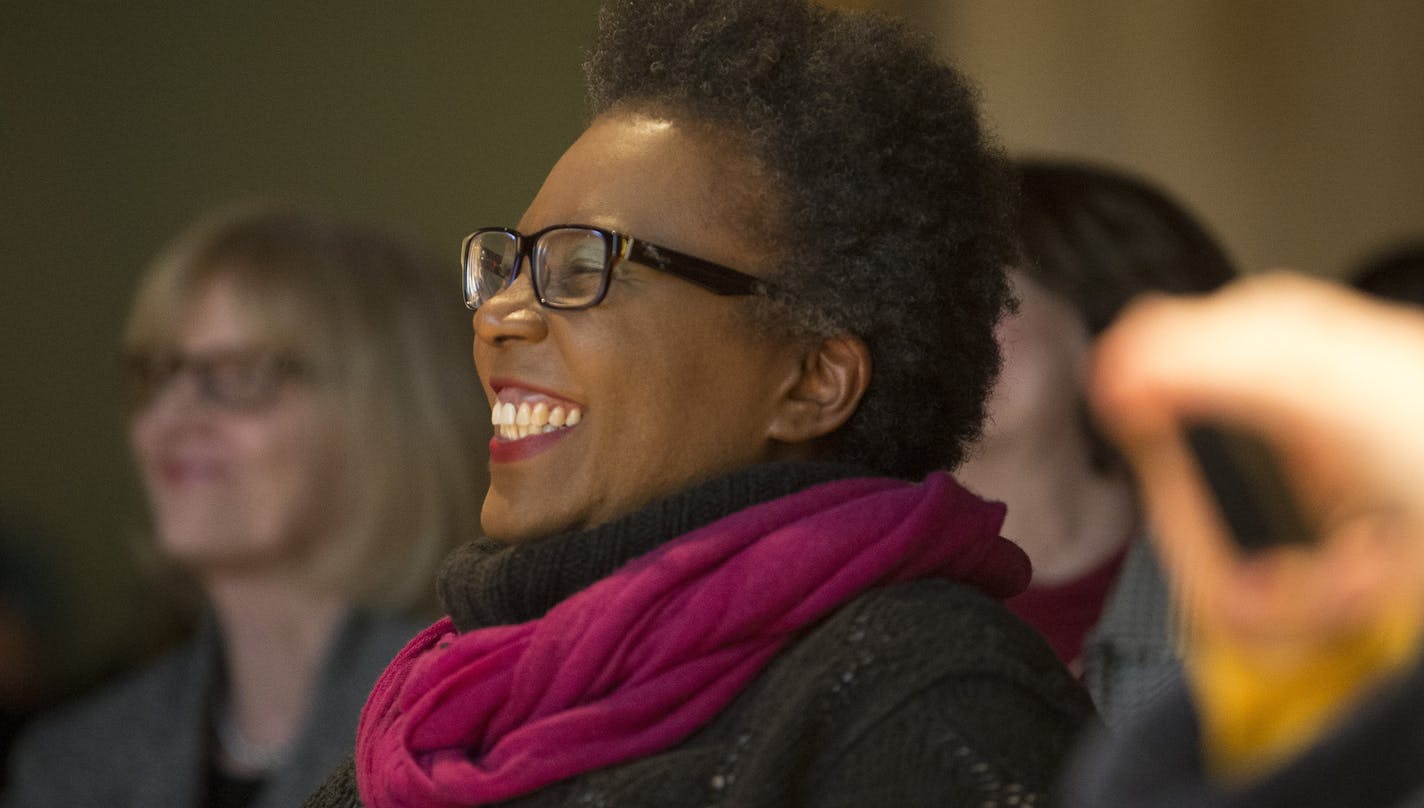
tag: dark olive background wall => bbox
[1,2,603,685]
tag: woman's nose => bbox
[473,273,549,346]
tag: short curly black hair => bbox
[585,0,1014,477]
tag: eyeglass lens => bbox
[533,228,611,307]
[468,228,613,309]
[469,231,518,309]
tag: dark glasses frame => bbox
[122,348,308,412]
[461,223,774,311]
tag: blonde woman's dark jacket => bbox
[2,611,421,808]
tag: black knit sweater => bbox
[304,463,1095,807]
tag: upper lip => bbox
[487,377,583,408]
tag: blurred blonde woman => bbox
[4,205,487,808]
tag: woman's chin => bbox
[480,495,583,545]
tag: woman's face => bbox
[129,277,339,575]
[978,269,1092,444]
[473,113,804,542]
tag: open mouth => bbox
[490,389,583,441]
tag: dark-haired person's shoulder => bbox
[805,578,1094,737]
[804,579,1089,698]
[744,579,1097,806]
[302,754,361,808]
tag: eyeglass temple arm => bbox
[623,240,772,296]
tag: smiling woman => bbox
[3,205,488,808]
[305,1,1095,806]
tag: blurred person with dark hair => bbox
[304,1,1094,806]
[1064,272,1424,807]
[959,159,1236,725]
[4,205,487,808]
[1350,239,1424,305]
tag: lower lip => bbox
[487,428,574,463]
[159,460,225,485]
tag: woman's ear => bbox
[768,332,872,445]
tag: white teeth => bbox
[490,398,582,438]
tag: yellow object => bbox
[1190,603,1424,782]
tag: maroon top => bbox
[1007,542,1130,672]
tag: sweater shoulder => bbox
[802,578,1077,686]
[736,579,1097,802]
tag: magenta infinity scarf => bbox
[357,472,1028,807]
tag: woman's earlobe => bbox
[768,333,872,444]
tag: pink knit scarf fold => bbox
[356,472,1028,808]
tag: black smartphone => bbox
[1183,422,1318,552]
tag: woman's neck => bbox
[440,460,873,631]
[958,425,1137,586]
[204,574,349,773]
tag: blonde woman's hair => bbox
[124,202,487,614]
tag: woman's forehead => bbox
[522,116,704,219]
[139,270,304,353]
[519,113,769,272]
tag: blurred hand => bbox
[1089,272,1424,776]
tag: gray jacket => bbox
[1082,537,1182,729]
[2,610,421,808]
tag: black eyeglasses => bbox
[462,224,773,310]
[123,349,308,412]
